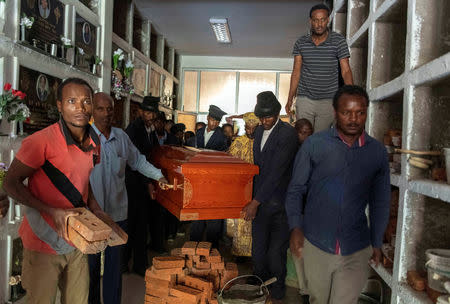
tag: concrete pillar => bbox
[156,35,165,67]
[142,20,152,58]
[99,0,113,93]
[168,47,175,75]
[125,2,134,45]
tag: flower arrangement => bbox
[94,55,102,65]
[0,83,31,122]
[61,36,72,48]
[0,162,7,188]
[20,14,34,29]
[113,48,124,70]
[123,60,134,78]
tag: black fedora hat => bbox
[140,95,160,112]
[254,91,281,118]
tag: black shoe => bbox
[300,294,310,304]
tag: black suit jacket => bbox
[125,118,159,185]
[125,117,159,156]
[196,126,228,151]
[253,120,299,206]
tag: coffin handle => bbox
[158,178,184,191]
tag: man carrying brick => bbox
[242,92,299,303]
[3,78,109,304]
[285,4,353,133]
[89,93,168,304]
[286,86,390,304]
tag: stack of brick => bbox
[144,241,239,304]
[67,208,128,254]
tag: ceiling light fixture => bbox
[209,18,231,44]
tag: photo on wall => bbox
[19,66,61,134]
[20,0,65,44]
[75,14,97,72]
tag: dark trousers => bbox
[252,203,289,300]
[88,220,127,304]
[190,219,223,248]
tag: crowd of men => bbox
[1,3,391,304]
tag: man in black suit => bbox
[124,96,163,275]
[242,91,299,303]
[190,105,227,247]
[195,105,228,151]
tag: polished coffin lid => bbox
[151,145,259,221]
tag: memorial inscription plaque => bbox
[19,66,61,134]
[21,0,65,45]
[75,14,97,72]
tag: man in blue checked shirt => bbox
[286,85,390,304]
[89,93,168,304]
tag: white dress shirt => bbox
[204,128,215,146]
[261,118,280,151]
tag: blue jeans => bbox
[88,220,127,304]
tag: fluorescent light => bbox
[209,18,231,43]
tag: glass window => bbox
[182,71,198,112]
[199,71,236,114]
[238,72,276,114]
[177,112,197,132]
[278,73,291,115]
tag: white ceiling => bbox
[135,0,322,58]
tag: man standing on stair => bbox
[285,4,354,133]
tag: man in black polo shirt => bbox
[285,4,354,133]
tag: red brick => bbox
[192,255,201,263]
[205,249,222,263]
[195,259,211,270]
[165,296,185,304]
[146,268,177,282]
[169,285,202,303]
[146,284,169,298]
[186,259,193,269]
[151,266,184,276]
[182,242,198,255]
[190,267,211,277]
[67,208,112,242]
[170,248,185,257]
[153,256,186,269]
[146,277,173,289]
[184,275,213,293]
[210,260,224,270]
[206,271,220,291]
[196,242,212,256]
[145,294,166,304]
[67,225,108,254]
[209,299,218,304]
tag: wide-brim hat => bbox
[140,95,160,112]
[254,91,281,118]
[208,105,227,121]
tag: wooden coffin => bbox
[151,146,259,221]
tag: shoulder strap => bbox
[41,160,86,208]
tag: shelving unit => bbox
[331,0,450,303]
[0,1,180,302]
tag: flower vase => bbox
[0,118,17,137]
[60,45,65,59]
[20,25,29,42]
[91,63,97,74]
[0,1,5,34]
[66,48,75,66]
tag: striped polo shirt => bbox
[292,31,350,100]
